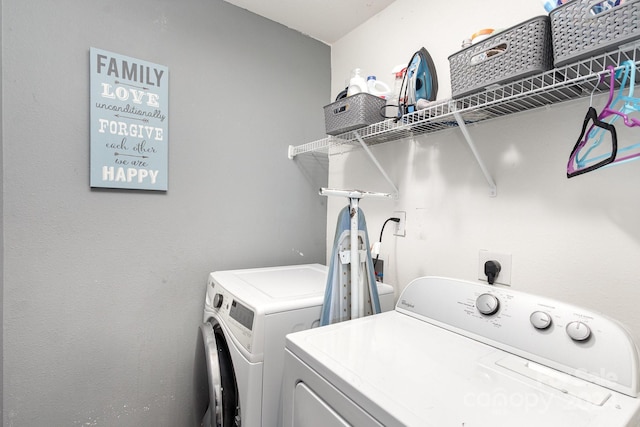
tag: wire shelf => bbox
[289,42,640,158]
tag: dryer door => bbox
[200,320,240,427]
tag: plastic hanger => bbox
[567,61,640,177]
[594,60,640,164]
[598,61,640,128]
[567,106,617,178]
[567,67,618,177]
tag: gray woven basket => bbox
[550,0,640,67]
[323,93,387,136]
[449,16,553,99]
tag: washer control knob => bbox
[530,311,552,330]
[566,321,591,341]
[213,293,224,309]
[476,293,500,315]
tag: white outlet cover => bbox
[393,211,406,237]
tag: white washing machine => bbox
[199,263,394,427]
[283,276,640,426]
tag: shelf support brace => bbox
[353,131,399,199]
[453,111,497,197]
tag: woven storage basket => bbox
[449,16,553,99]
[323,93,386,136]
[550,0,640,67]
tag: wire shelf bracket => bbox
[353,131,399,199]
[453,110,497,197]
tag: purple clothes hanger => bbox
[597,60,640,163]
[598,61,640,128]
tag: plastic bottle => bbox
[346,68,368,97]
[367,76,391,99]
[367,75,377,93]
[541,0,555,12]
[386,65,407,118]
[471,28,494,44]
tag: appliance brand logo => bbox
[400,299,415,309]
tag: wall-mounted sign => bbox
[90,47,169,191]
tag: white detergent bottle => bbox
[347,68,368,96]
[367,76,391,99]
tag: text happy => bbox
[102,167,159,184]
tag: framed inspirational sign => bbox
[90,48,169,191]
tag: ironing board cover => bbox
[320,206,381,326]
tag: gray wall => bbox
[1,1,329,425]
[0,1,4,422]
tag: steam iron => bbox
[399,47,438,117]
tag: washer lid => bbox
[210,264,328,307]
[209,264,393,315]
[232,264,328,299]
[286,312,640,427]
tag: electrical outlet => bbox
[478,250,512,286]
[392,211,406,237]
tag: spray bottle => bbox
[386,65,407,118]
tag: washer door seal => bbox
[200,320,240,427]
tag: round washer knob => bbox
[530,311,552,330]
[566,321,591,341]
[476,293,500,315]
[213,293,224,309]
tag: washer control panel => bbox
[396,276,639,397]
[205,277,255,353]
[479,297,590,342]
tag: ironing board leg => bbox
[349,196,361,319]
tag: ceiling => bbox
[222,0,397,44]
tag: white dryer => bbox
[199,263,394,427]
[283,276,640,426]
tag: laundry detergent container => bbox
[550,0,640,67]
[449,15,553,99]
